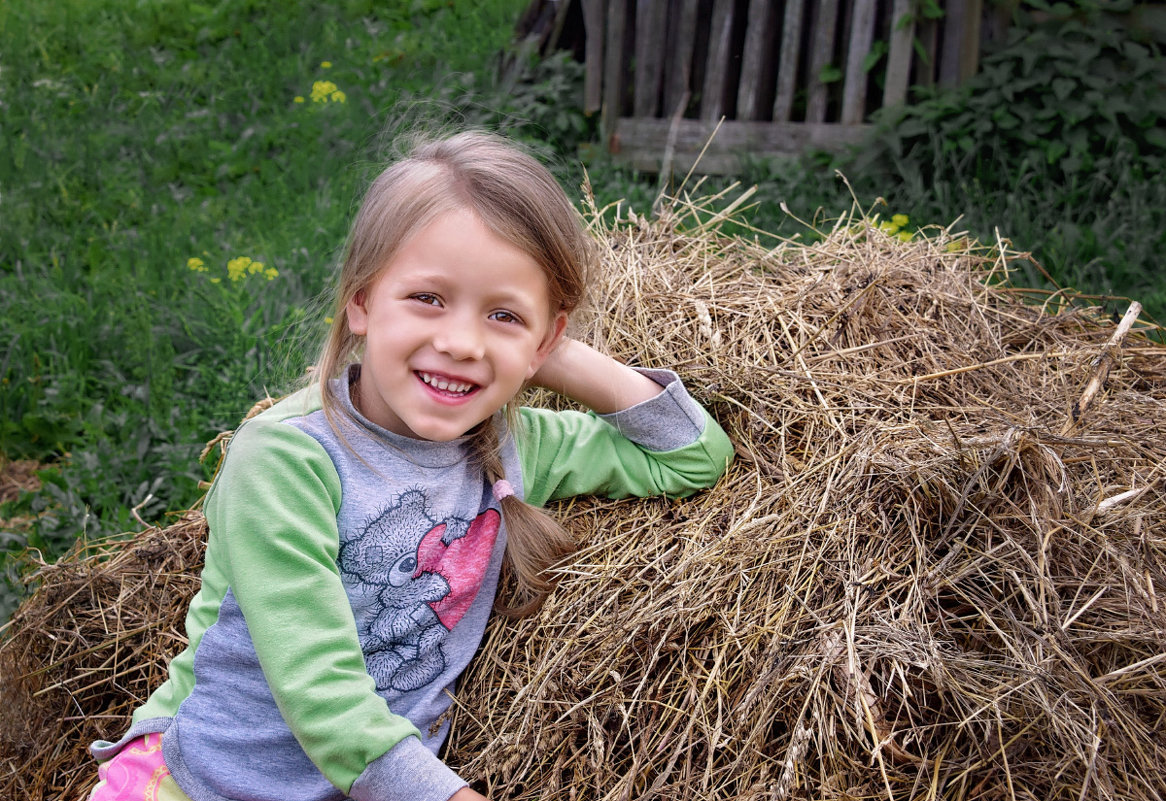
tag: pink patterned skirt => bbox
[89,733,190,801]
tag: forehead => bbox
[378,209,551,304]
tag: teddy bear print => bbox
[338,489,500,693]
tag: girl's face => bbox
[347,208,567,441]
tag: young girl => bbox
[88,132,733,801]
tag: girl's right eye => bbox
[410,293,441,306]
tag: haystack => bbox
[2,191,1164,801]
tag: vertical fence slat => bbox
[806,0,840,123]
[582,0,605,114]
[959,0,984,81]
[700,0,736,121]
[633,0,668,117]
[664,0,700,118]
[772,0,806,122]
[841,0,877,124]
[602,0,628,141]
[882,0,915,107]
[939,0,966,86]
[737,0,778,121]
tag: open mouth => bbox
[417,371,478,396]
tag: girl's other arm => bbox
[451,788,488,801]
[531,337,662,413]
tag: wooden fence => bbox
[577,0,1009,174]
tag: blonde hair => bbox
[316,131,592,616]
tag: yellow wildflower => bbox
[294,96,305,103]
[324,316,334,325]
[187,257,207,272]
[321,61,332,69]
[264,267,279,281]
[891,213,910,228]
[310,80,346,103]
[227,256,253,282]
[311,80,338,102]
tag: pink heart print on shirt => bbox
[413,508,500,630]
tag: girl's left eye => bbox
[410,293,441,306]
[489,310,523,325]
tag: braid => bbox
[470,417,576,617]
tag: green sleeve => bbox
[517,402,733,507]
[204,418,421,791]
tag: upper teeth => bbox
[420,372,473,393]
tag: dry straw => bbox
[3,190,1164,801]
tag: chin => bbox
[404,418,482,443]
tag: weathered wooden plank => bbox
[806,0,841,123]
[841,0,877,124]
[700,0,737,121]
[737,0,779,121]
[959,0,984,82]
[663,0,700,118]
[882,0,915,108]
[613,116,873,174]
[601,0,628,141]
[633,0,668,118]
[772,0,806,122]
[582,0,605,114]
[939,0,966,87]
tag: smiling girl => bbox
[87,132,732,801]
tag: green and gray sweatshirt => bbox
[91,366,732,801]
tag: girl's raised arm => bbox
[530,337,663,413]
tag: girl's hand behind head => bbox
[529,337,664,413]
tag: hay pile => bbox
[3,193,1165,801]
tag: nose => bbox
[433,314,486,361]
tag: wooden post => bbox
[807,0,841,123]
[633,0,668,118]
[940,0,982,87]
[883,0,915,108]
[701,0,737,122]
[582,0,605,115]
[664,0,700,123]
[737,0,779,121]
[602,0,628,146]
[960,0,984,82]
[772,0,806,122]
[841,0,877,124]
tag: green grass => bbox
[0,0,533,617]
[1,0,1162,622]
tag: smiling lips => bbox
[417,370,478,397]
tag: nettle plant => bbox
[875,8,1164,193]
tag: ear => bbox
[525,310,569,379]
[347,290,369,336]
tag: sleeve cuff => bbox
[597,368,707,452]
[348,735,468,801]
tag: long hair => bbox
[316,131,592,615]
